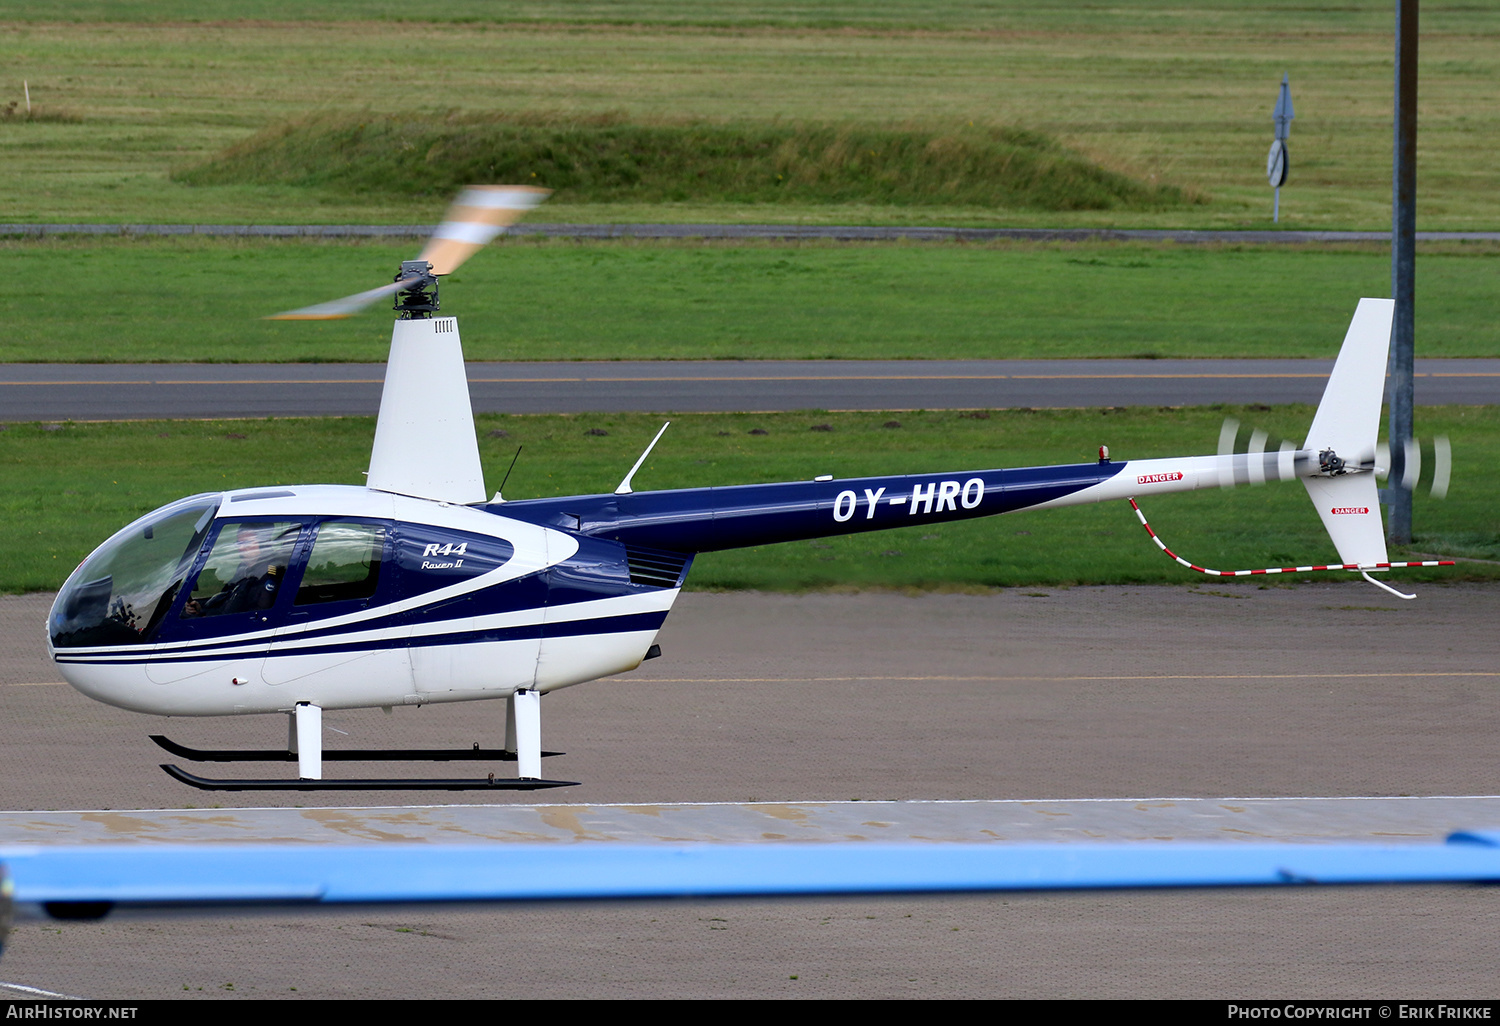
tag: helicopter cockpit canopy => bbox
[50,495,220,649]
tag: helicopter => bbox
[44,186,1448,791]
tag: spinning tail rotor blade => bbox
[1431,435,1452,499]
[419,185,550,276]
[267,277,421,321]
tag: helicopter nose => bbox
[52,658,157,714]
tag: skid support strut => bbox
[511,689,542,780]
[295,702,322,780]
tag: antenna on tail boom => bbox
[615,422,671,496]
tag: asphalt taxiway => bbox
[4,359,1500,421]
[3,584,1500,998]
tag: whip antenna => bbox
[494,446,523,503]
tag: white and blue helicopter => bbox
[44,186,1448,792]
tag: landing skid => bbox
[150,734,564,763]
[160,764,577,792]
[155,689,565,791]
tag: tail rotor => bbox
[1136,299,1457,599]
[1219,422,1452,500]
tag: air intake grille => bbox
[626,547,692,588]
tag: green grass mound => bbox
[176,114,1193,212]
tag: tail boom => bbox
[1020,449,1329,513]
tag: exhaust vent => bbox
[625,547,691,589]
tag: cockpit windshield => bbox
[50,496,220,648]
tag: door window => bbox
[182,521,302,619]
[295,522,386,606]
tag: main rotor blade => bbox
[418,185,550,276]
[267,185,548,320]
[267,277,419,321]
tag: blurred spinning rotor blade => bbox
[419,185,550,276]
[266,185,550,320]
[268,277,421,321]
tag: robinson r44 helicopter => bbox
[45,186,1450,791]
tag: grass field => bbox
[181,115,1191,212]
[1,7,1492,596]
[2,405,1492,595]
[1,2,1440,30]
[0,2,1496,228]
[3,236,1496,363]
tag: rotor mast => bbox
[393,260,439,319]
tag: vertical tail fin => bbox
[367,317,486,505]
[1302,298,1393,567]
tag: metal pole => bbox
[1387,0,1417,544]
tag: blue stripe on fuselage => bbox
[54,610,670,666]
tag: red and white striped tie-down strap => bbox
[1126,498,1453,599]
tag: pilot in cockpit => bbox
[182,522,297,618]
